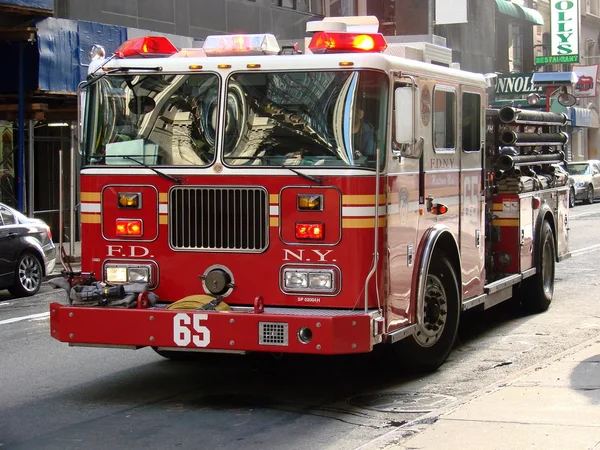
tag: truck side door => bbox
[459,88,485,299]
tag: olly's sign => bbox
[496,73,543,96]
[549,0,579,63]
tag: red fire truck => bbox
[49,22,570,372]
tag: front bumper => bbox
[49,302,379,355]
[575,186,589,200]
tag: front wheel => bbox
[9,252,43,297]
[569,187,576,208]
[586,185,594,204]
[390,254,460,373]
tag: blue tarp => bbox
[36,18,127,92]
[0,0,52,11]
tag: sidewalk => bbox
[380,338,600,450]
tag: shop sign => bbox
[573,65,598,98]
[547,0,579,63]
[495,73,543,96]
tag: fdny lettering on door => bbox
[429,157,455,169]
[107,245,152,258]
[283,249,335,262]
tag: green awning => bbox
[495,0,544,25]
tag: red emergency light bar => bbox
[115,36,178,58]
[308,32,387,54]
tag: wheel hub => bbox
[415,274,448,347]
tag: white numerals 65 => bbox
[173,313,210,347]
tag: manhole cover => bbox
[347,392,456,413]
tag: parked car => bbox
[0,202,56,297]
[552,163,576,208]
[566,160,600,204]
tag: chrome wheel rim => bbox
[570,189,575,207]
[414,274,448,347]
[18,255,41,293]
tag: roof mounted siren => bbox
[305,16,387,54]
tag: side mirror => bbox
[557,92,577,107]
[393,86,423,159]
[77,83,88,153]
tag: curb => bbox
[356,335,600,450]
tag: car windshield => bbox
[83,74,219,166]
[566,163,590,175]
[222,70,389,169]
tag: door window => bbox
[433,88,456,153]
[0,207,16,225]
[461,92,481,152]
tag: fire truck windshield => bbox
[82,73,219,166]
[222,70,388,169]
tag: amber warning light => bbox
[116,219,143,236]
[295,223,325,240]
[308,32,387,54]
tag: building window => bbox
[509,24,523,72]
[272,0,324,13]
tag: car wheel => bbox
[586,185,594,204]
[9,252,43,297]
[390,254,460,373]
[569,187,576,208]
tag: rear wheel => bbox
[521,221,555,313]
[569,187,576,208]
[9,252,43,297]
[391,255,460,373]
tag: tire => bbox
[585,185,594,204]
[391,255,460,373]
[569,187,576,208]
[521,221,555,313]
[9,252,43,297]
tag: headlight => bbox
[106,267,128,283]
[282,268,337,293]
[284,271,308,289]
[128,267,149,283]
[308,272,332,289]
[105,265,151,284]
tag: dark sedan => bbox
[0,202,56,297]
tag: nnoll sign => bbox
[535,0,579,65]
[496,73,543,96]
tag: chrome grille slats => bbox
[170,186,268,252]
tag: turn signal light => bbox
[295,223,324,240]
[430,204,449,215]
[116,219,143,236]
[118,193,141,208]
[298,194,323,211]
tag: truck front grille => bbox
[169,186,268,252]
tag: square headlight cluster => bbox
[106,265,150,284]
[283,269,335,293]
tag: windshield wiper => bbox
[222,155,325,184]
[121,156,182,184]
[281,165,324,185]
